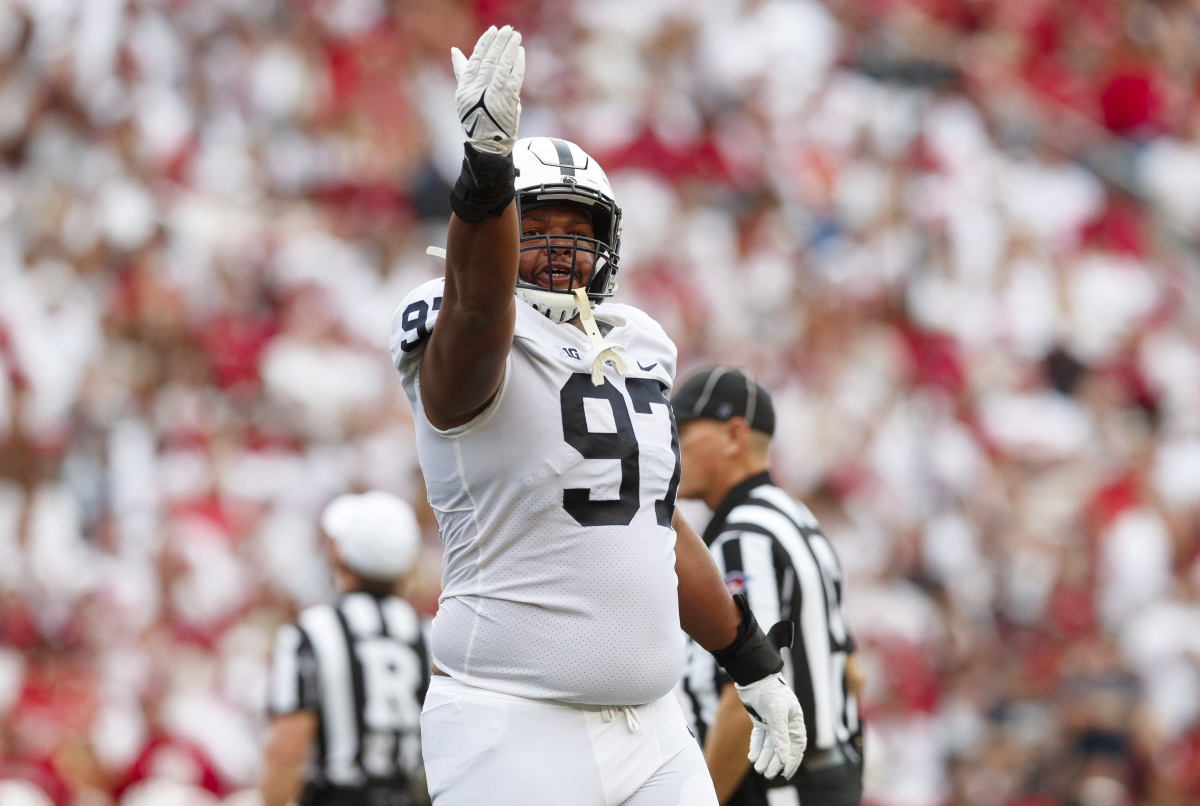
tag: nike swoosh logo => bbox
[637,361,657,372]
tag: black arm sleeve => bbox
[449,143,516,222]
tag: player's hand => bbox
[451,25,525,155]
[735,674,807,779]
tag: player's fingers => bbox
[450,47,468,80]
[471,25,498,61]
[782,745,803,779]
[784,709,806,777]
[510,43,526,84]
[466,26,497,75]
[766,709,791,764]
[763,748,785,779]
[747,725,765,764]
[480,24,511,72]
[750,730,771,773]
[495,28,522,76]
[753,742,780,777]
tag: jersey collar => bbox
[701,470,774,547]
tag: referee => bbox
[260,491,431,806]
[674,368,864,806]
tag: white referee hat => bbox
[321,491,420,581]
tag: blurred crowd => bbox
[0,0,1198,805]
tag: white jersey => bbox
[389,278,684,706]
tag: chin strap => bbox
[572,288,627,386]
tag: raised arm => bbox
[420,26,526,429]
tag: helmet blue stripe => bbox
[549,138,577,176]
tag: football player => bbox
[388,25,806,805]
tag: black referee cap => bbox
[671,367,775,436]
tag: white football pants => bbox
[420,676,718,805]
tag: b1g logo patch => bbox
[724,571,747,596]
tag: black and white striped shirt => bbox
[682,472,860,762]
[267,592,430,794]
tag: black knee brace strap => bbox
[712,593,794,686]
[449,143,516,223]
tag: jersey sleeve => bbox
[266,624,320,717]
[388,277,447,404]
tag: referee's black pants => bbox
[727,746,863,806]
[299,783,421,806]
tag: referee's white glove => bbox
[451,25,525,156]
[735,674,807,779]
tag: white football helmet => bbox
[321,491,420,581]
[512,137,622,323]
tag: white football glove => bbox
[735,673,807,779]
[450,25,525,156]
